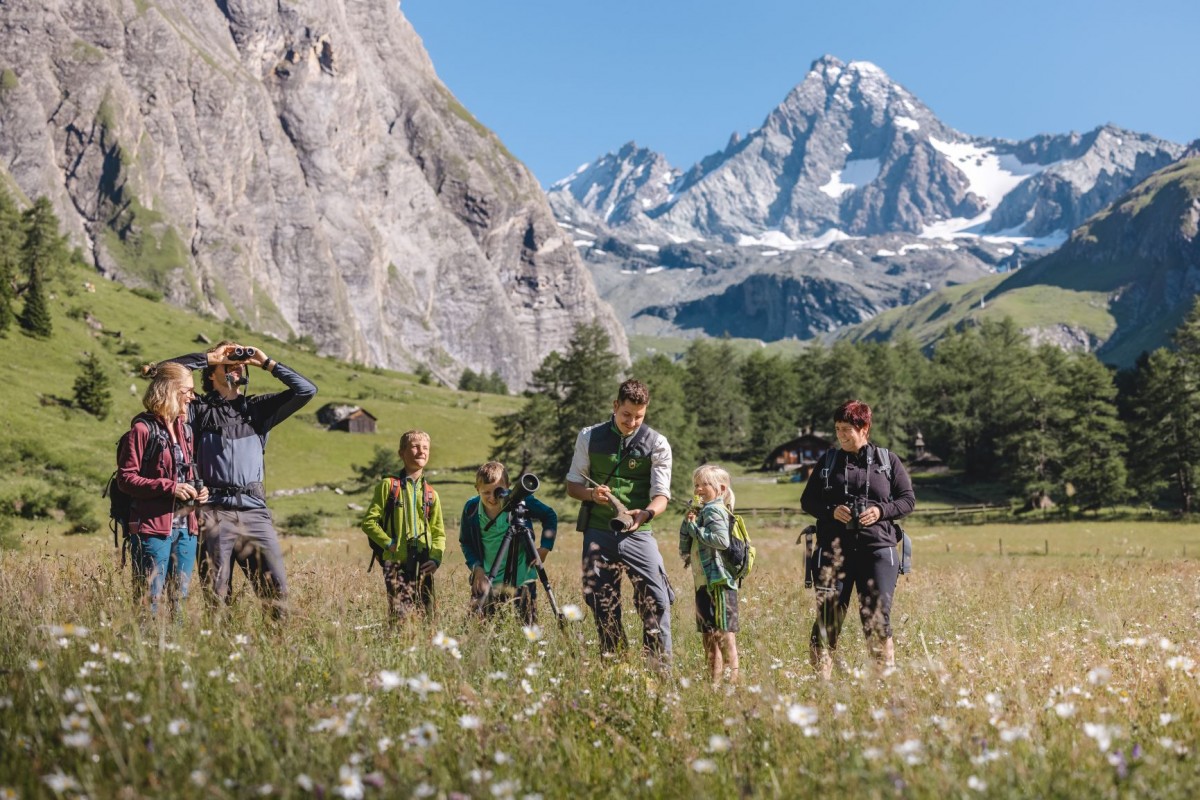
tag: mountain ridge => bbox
[550,55,1184,344]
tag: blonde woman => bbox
[679,464,740,685]
[117,362,207,614]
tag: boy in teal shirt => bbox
[460,461,557,624]
[360,430,446,619]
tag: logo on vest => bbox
[627,458,639,470]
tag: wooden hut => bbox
[316,403,377,434]
[762,432,833,477]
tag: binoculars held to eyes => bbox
[228,347,257,361]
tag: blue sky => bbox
[402,0,1200,187]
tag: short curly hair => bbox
[617,379,650,406]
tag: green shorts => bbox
[695,585,739,633]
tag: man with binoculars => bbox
[567,379,674,666]
[163,341,318,618]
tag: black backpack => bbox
[103,416,171,566]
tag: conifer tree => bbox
[17,197,67,338]
[1060,353,1129,512]
[1126,348,1195,510]
[741,350,800,459]
[492,322,620,479]
[73,352,112,419]
[997,345,1070,499]
[0,184,19,334]
[683,338,748,461]
[17,256,52,337]
[633,353,700,500]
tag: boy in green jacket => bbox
[360,430,446,619]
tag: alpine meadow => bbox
[1,188,1200,799]
[4,0,1200,797]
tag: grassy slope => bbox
[629,334,814,363]
[842,158,1200,361]
[842,272,1116,349]
[0,262,521,543]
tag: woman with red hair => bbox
[800,400,915,677]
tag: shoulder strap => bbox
[422,479,434,523]
[133,417,169,476]
[382,477,403,545]
[876,446,892,476]
[821,447,839,491]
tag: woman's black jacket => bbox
[799,443,915,551]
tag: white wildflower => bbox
[690,758,717,774]
[895,739,924,765]
[562,604,584,621]
[378,670,404,691]
[786,704,818,727]
[47,624,90,639]
[62,731,92,749]
[334,765,364,800]
[707,734,731,753]
[459,714,482,730]
[1083,722,1121,752]
[42,771,81,795]
[406,673,443,698]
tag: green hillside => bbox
[842,156,1200,362]
[0,262,520,545]
[843,272,1116,349]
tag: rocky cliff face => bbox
[0,0,625,387]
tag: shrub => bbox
[60,491,99,534]
[281,510,324,538]
[130,287,162,302]
[351,446,403,486]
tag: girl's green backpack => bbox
[723,511,757,583]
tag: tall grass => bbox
[2,520,1198,797]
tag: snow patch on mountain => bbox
[819,158,883,198]
[738,228,854,251]
[920,138,1058,240]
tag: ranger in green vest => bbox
[567,379,675,665]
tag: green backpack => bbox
[723,510,757,584]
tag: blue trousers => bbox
[131,522,197,615]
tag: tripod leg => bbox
[516,525,563,623]
[475,527,516,616]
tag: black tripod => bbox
[474,473,564,625]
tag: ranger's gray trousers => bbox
[197,507,288,618]
[582,527,674,659]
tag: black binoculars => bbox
[846,496,870,531]
[229,347,257,360]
